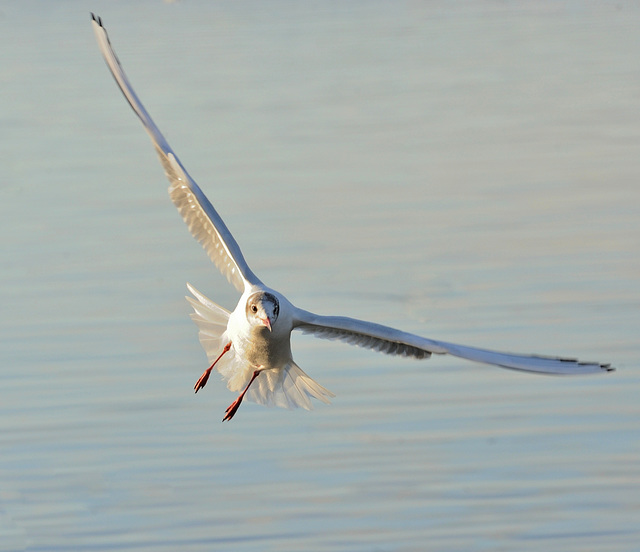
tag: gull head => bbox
[246,292,280,332]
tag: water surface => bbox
[1,2,638,551]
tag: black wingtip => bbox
[589,361,615,372]
[589,362,615,373]
[90,12,102,26]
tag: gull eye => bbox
[251,305,258,313]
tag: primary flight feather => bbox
[91,14,613,421]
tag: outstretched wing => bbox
[91,14,261,293]
[293,309,613,375]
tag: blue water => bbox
[1,2,638,551]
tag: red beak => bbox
[260,317,272,331]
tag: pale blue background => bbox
[1,1,638,550]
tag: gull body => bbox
[91,15,613,421]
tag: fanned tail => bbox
[185,283,249,391]
[186,283,231,359]
[248,361,335,410]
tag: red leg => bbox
[222,369,261,422]
[194,341,232,393]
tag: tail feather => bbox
[248,361,335,410]
[186,283,241,385]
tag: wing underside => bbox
[91,14,260,293]
[294,311,613,375]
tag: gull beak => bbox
[260,317,272,331]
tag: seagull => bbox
[91,14,613,421]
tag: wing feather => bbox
[91,14,260,293]
[294,310,613,375]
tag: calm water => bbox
[1,2,639,551]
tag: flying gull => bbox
[91,14,613,421]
